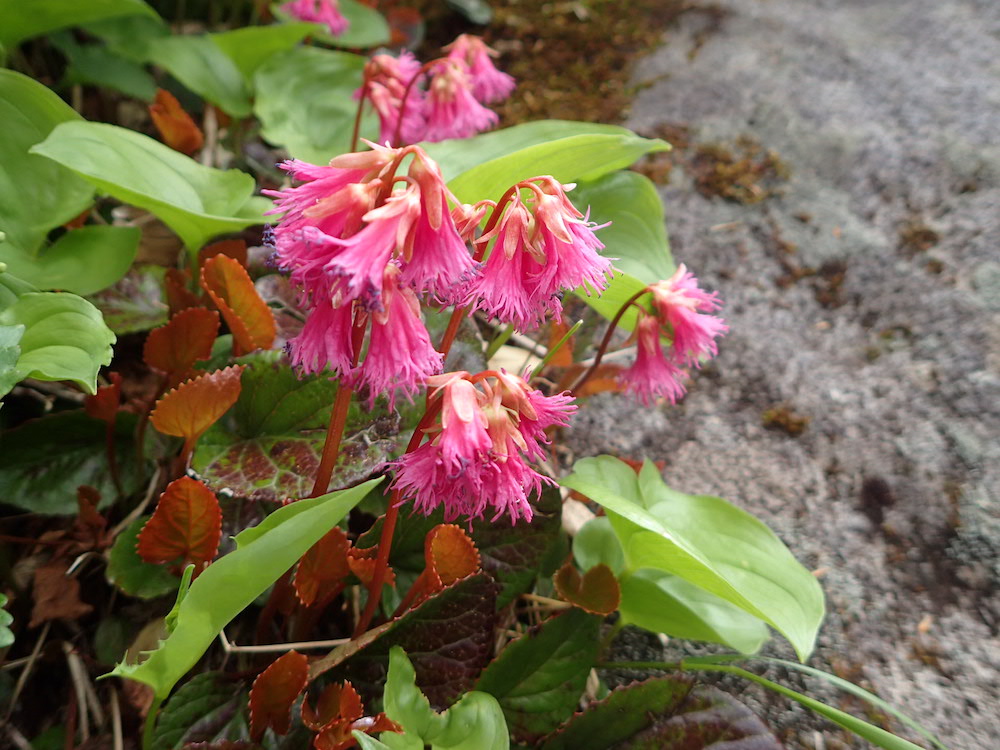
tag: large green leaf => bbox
[50,31,157,101]
[0,290,115,397]
[561,457,825,661]
[0,0,158,49]
[191,351,401,502]
[146,35,251,117]
[2,226,139,296]
[0,412,148,514]
[210,23,316,81]
[253,46,373,165]
[0,323,22,400]
[423,121,668,204]
[31,121,269,251]
[0,70,93,262]
[81,14,169,63]
[476,609,600,741]
[271,0,390,49]
[110,478,379,699]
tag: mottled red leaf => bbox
[29,560,93,627]
[249,650,309,741]
[294,527,352,607]
[136,476,222,573]
[198,239,248,273]
[150,365,244,453]
[553,562,620,616]
[144,308,221,387]
[150,88,204,156]
[84,372,122,424]
[165,268,202,316]
[200,255,276,356]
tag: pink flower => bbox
[649,264,728,367]
[423,59,498,142]
[444,34,515,104]
[361,53,426,146]
[287,297,356,378]
[280,0,349,36]
[618,315,688,405]
[359,266,442,408]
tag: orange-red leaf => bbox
[200,255,276,356]
[144,308,220,387]
[149,88,204,156]
[164,268,202,316]
[346,546,395,588]
[149,365,244,447]
[136,476,221,572]
[301,682,364,731]
[546,317,576,368]
[398,525,481,614]
[199,238,248,273]
[294,527,351,607]
[553,562,620,616]
[249,650,309,741]
[84,372,122,424]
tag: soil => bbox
[563,1,1000,747]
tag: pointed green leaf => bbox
[146,35,251,117]
[210,23,316,81]
[50,31,157,101]
[0,0,158,49]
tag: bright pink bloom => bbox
[423,59,498,142]
[490,370,576,460]
[287,297,355,377]
[649,264,728,367]
[619,315,688,405]
[280,0,349,36]
[359,267,442,408]
[445,34,515,104]
[361,53,426,145]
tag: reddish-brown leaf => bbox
[249,650,309,741]
[553,562,620,616]
[314,714,401,750]
[136,476,222,573]
[144,308,220,387]
[149,88,204,156]
[165,269,202,316]
[73,486,109,550]
[29,560,93,627]
[546,317,576,368]
[301,682,364,731]
[347,547,395,588]
[84,372,122,424]
[398,525,481,615]
[150,365,244,449]
[198,239,248,273]
[200,255,276,356]
[63,208,90,230]
[294,527,351,607]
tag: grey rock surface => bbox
[568,1,1000,747]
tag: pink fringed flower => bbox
[393,371,576,523]
[362,52,425,145]
[280,0,349,36]
[444,34,515,104]
[618,315,688,406]
[649,264,728,367]
[286,296,356,377]
[423,59,498,142]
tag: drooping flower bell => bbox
[362,52,426,146]
[444,34,516,104]
[280,0,349,36]
[423,59,498,142]
[393,371,576,523]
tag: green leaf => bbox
[0,323,24,401]
[253,46,372,165]
[0,412,148,514]
[561,457,825,661]
[81,14,169,63]
[106,516,180,599]
[572,516,625,575]
[31,121,269,251]
[424,120,669,204]
[0,70,93,261]
[0,0,158,50]
[1,226,139,296]
[87,265,168,335]
[210,23,316,81]
[50,31,157,101]
[150,671,243,750]
[0,593,14,649]
[109,478,378,699]
[476,609,601,741]
[146,35,251,117]
[570,171,674,283]
[0,291,115,396]
[191,351,401,502]
[445,0,493,24]
[540,676,781,750]
[272,0,390,48]
[682,659,930,750]
[383,646,509,750]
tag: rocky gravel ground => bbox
[567,1,1000,747]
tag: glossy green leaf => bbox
[150,671,243,750]
[106,516,179,599]
[50,31,157,101]
[682,659,929,750]
[253,46,372,165]
[0,412,148,514]
[572,517,626,575]
[31,121,269,251]
[562,456,825,661]
[0,0,158,49]
[2,226,139,296]
[476,609,600,741]
[0,593,14,649]
[0,323,24,401]
[383,646,509,750]
[210,23,316,81]
[0,290,114,396]
[0,70,93,261]
[272,0,390,48]
[147,35,251,117]
[110,478,379,698]
[424,121,668,204]
[577,269,649,332]
[81,14,169,63]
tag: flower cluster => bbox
[619,264,728,404]
[359,34,514,145]
[280,0,349,36]
[393,371,575,523]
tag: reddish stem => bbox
[350,81,370,153]
[391,60,439,147]
[569,289,650,396]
